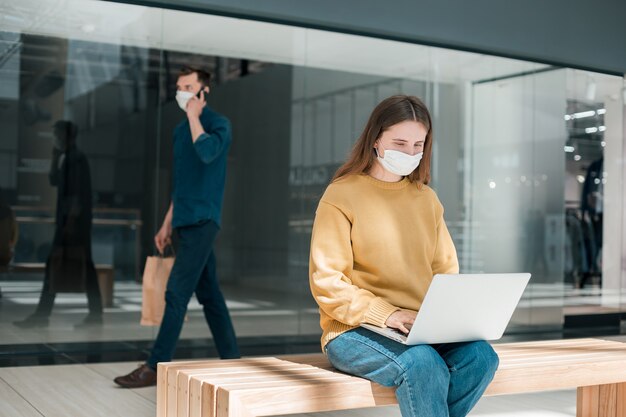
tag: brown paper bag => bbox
[140,255,175,326]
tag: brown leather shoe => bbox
[114,364,157,388]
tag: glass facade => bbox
[0,0,624,364]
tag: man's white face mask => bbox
[175,90,196,112]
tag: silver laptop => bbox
[361,273,531,345]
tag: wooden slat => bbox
[576,387,584,417]
[578,385,600,417]
[617,383,626,417]
[496,340,625,351]
[498,343,626,355]
[216,390,253,417]
[499,354,626,370]
[501,352,626,366]
[182,366,339,417]
[197,372,352,417]
[171,358,309,417]
[159,358,288,417]
[276,353,331,365]
[499,337,604,346]
[177,362,324,416]
[494,342,626,359]
[497,346,625,360]
[494,338,607,350]
[590,385,603,417]
[158,359,216,417]
[495,340,615,354]
[486,361,626,396]
[599,384,618,417]
[215,378,395,417]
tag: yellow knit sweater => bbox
[309,174,459,350]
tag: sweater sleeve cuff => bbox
[363,297,400,327]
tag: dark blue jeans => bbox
[147,220,240,368]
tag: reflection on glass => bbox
[564,70,623,314]
[14,121,102,328]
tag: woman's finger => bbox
[398,324,409,334]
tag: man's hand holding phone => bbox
[186,90,206,119]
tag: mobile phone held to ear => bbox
[196,88,207,100]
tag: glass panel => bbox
[470,67,568,332]
[0,0,164,357]
[1,0,624,365]
[563,69,625,326]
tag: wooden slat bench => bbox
[157,338,626,417]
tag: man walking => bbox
[115,66,240,388]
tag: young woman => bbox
[309,95,498,417]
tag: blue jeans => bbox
[326,328,498,417]
[147,220,240,368]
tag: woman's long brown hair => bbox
[332,95,433,185]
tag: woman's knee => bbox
[471,341,499,376]
[400,346,449,384]
[326,332,406,387]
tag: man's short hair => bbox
[178,66,212,87]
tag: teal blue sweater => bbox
[171,107,231,228]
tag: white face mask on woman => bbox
[376,145,423,176]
